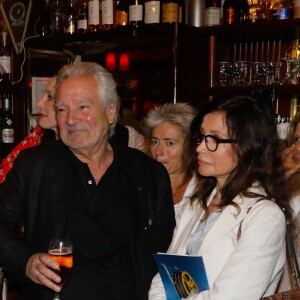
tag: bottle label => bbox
[2,128,14,143]
[78,19,88,30]
[64,17,76,34]
[129,5,143,21]
[88,1,100,25]
[102,0,114,24]
[144,1,160,24]
[0,56,11,74]
[116,11,128,25]
[162,3,179,23]
[205,7,221,25]
[271,8,290,19]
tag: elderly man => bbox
[0,62,175,300]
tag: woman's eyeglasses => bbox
[193,133,237,152]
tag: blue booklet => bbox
[153,253,209,300]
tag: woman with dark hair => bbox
[149,96,291,300]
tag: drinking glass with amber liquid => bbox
[48,239,73,300]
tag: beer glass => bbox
[48,239,73,300]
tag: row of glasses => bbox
[217,61,282,86]
[218,61,250,86]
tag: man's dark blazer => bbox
[0,140,175,299]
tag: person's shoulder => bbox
[18,140,66,159]
[120,145,167,172]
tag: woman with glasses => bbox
[277,112,300,292]
[149,96,291,299]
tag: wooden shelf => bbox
[25,23,188,56]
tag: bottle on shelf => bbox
[0,32,11,83]
[222,0,239,24]
[294,0,300,18]
[178,0,185,23]
[50,0,65,35]
[64,0,77,34]
[39,0,52,36]
[144,0,161,25]
[162,0,179,23]
[271,0,291,19]
[248,0,261,22]
[260,0,271,20]
[188,0,205,26]
[101,0,116,30]
[115,0,129,26]
[129,0,144,27]
[77,0,88,33]
[2,94,14,144]
[88,0,101,31]
[204,0,221,26]
[238,0,250,23]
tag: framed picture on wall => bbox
[31,76,51,114]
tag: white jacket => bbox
[149,185,286,300]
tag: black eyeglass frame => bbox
[193,133,238,152]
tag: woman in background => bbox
[0,76,58,183]
[277,112,300,292]
[149,96,291,300]
[143,103,197,219]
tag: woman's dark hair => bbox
[190,96,291,219]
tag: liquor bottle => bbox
[204,0,221,25]
[115,0,129,26]
[64,0,77,33]
[101,0,116,30]
[238,0,250,22]
[2,94,14,144]
[260,0,271,20]
[39,0,52,36]
[0,32,11,82]
[222,0,239,24]
[178,0,185,23]
[50,0,65,34]
[188,0,205,26]
[144,0,161,25]
[162,0,179,22]
[295,0,300,18]
[88,0,100,31]
[271,0,291,19]
[129,0,144,27]
[77,0,88,33]
[248,0,261,22]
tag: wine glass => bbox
[251,62,266,85]
[48,239,73,300]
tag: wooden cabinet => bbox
[22,19,300,144]
[194,18,300,118]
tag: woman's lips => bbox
[198,158,209,166]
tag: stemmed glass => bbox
[251,62,266,85]
[48,239,73,300]
[280,47,298,85]
[235,61,249,86]
[217,62,232,86]
[262,62,281,85]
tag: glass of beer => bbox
[48,239,73,300]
